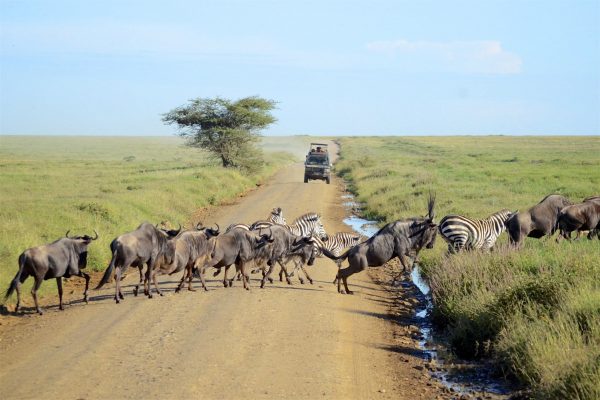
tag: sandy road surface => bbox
[0,142,449,399]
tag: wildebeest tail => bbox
[322,248,349,261]
[5,253,26,300]
[95,244,117,289]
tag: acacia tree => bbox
[162,96,277,173]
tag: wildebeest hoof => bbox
[286,280,292,285]
[299,279,304,284]
[175,287,181,293]
[188,287,196,292]
[347,290,354,295]
[223,281,229,287]
[309,279,313,284]
[84,296,89,304]
[268,278,274,284]
[119,292,125,300]
[59,305,64,310]
[158,292,164,296]
[37,309,44,315]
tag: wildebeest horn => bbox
[196,222,204,230]
[214,223,220,233]
[267,228,274,242]
[65,230,71,238]
[427,192,436,221]
[92,230,99,240]
[174,223,182,235]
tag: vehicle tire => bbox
[304,175,308,183]
[326,177,331,184]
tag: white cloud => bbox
[366,39,522,74]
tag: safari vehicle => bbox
[304,143,331,184]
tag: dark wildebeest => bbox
[198,227,274,290]
[504,194,572,247]
[150,224,220,293]
[5,230,98,314]
[253,225,317,288]
[557,196,600,241]
[323,195,438,294]
[95,222,181,303]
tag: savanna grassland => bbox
[335,136,600,399]
[0,135,312,299]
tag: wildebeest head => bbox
[157,223,182,238]
[255,228,275,248]
[65,229,99,268]
[197,222,220,237]
[413,193,438,249]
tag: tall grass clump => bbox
[335,136,600,398]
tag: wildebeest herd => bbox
[4,193,599,314]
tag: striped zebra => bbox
[269,207,287,225]
[438,209,514,253]
[283,232,363,284]
[251,212,328,240]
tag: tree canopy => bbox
[162,96,277,173]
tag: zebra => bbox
[438,209,514,253]
[282,232,363,284]
[251,212,328,241]
[269,207,287,225]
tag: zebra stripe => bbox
[249,212,327,240]
[439,209,513,252]
[311,232,362,257]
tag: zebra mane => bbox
[291,212,321,225]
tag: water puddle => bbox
[341,192,514,397]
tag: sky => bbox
[0,0,599,136]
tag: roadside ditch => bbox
[341,192,519,399]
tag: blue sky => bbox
[1,0,599,136]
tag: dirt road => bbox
[0,142,450,399]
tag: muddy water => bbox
[342,194,515,398]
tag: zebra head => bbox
[269,207,287,225]
[291,212,328,241]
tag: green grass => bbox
[335,136,600,399]
[0,135,314,301]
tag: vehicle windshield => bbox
[307,155,328,165]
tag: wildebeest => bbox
[323,194,438,294]
[5,230,98,314]
[95,222,181,303]
[558,197,600,240]
[150,224,220,294]
[198,227,274,290]
[254,225,317,288]
[505,194,572,247]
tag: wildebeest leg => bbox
[133,265,143,296]
[31,277,44,314]
[56,277,64,310]
[80,271,90,303]
[151,271,163,297]
[222,265,231,287]
[300,265,313,284]
[115,267,124,303]
[14,271,29,313]
[197,267,209,291]
[277,261,293,285]
[260,261,278,288]
[175,270,186,293]
[237,261,250,290]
